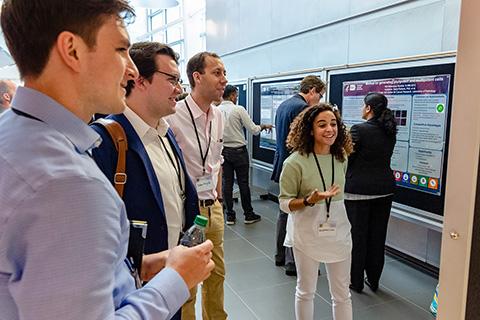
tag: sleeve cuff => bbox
[279,198,294,214]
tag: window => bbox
[150,10,165,30]
[167,23,183,43]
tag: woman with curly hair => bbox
[344,92,397,294]
[279,103,353,320]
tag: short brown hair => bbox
[186,51,220,89]
[125,42,180,96]
[286,103,352,161]
[299,75,325,94]
[1,0,135,79]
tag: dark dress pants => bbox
[275,210,295,265]
[222,146,254,216]
[345,196,393,289]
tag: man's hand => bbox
[141,250,170,281]
[260,124,273,133]
[165,240,215,289]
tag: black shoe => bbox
[275,258,285,266]
[226,214,236,225]
[365,278,378,292]
[349,283,363,294]
[285,263,297,276]
[244,213,261,224]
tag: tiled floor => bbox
[196,188,437,319]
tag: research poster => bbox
[259,80,300,150]
[342,74,451,195]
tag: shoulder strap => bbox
[93,118,128,198]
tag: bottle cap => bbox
[194,215,208,227]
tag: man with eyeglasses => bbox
[271,75,326,276]
[91,42,200,320]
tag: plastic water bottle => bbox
[180,215,208,247]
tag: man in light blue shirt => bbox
[0,1,214,319]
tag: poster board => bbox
[251,77,304,164]
[329,62,455,216]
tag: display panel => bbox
[252,77,303,164]
[329,63,455,216]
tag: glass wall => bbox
[127,0,206,83]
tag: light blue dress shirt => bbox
[0,87,189,320]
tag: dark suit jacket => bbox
[91,113,199,255]
[271,94,308,182]
[345,119,396,195]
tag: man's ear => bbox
[192,71,201,86]
[2,93,10,103]
[134,76,148,91]
[55,31,84,73]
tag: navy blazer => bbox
[345,119,396,195]
[91,114,199,255]
[271,94,308,182]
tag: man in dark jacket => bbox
[91,42,199,319]
[271,75,326,275]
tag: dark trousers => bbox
[345,196,393,289]
[222,146,254,216]
[275,210,295,265]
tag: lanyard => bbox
[185,100,212,175]
[158,135,184,194]
[312,153,335,219]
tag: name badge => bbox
[196,174,214,192]
[318,221,337,237]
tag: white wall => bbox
[206,0,461,81]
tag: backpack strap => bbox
[93,118,128,198]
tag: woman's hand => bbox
[306,185,340,204]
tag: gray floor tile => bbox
[227,218,276,238]
[380,259,437,308]
[226,256,295,293]
[224,237,265,264]
[352,298,434,320]
[237,281,332,320]
[245,233,276,259]
[224,225,241,241]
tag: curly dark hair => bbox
[286,103,353,161]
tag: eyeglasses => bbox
[154,70,183,86]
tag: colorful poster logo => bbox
[419,176,428,187]
[428,178,439,190]
[436,103,445,113]
[410,175,419,185]
[394,171,402,181]
[402,173,410,183]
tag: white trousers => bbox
[293,247,352,320]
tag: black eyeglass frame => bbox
[154,70,183,86]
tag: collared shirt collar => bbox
[124,106,170,139]
[295,93,307,103]
[219,100,235,107]
[186,94,214,121]
[11,86,100,153]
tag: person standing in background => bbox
[219,84,273,225]
[167,51,228,320]
[344,92,397,293]
[271,75,326,276]
[0,79,16,113]
[279,104,353,320]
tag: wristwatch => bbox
[303,196,314,207]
